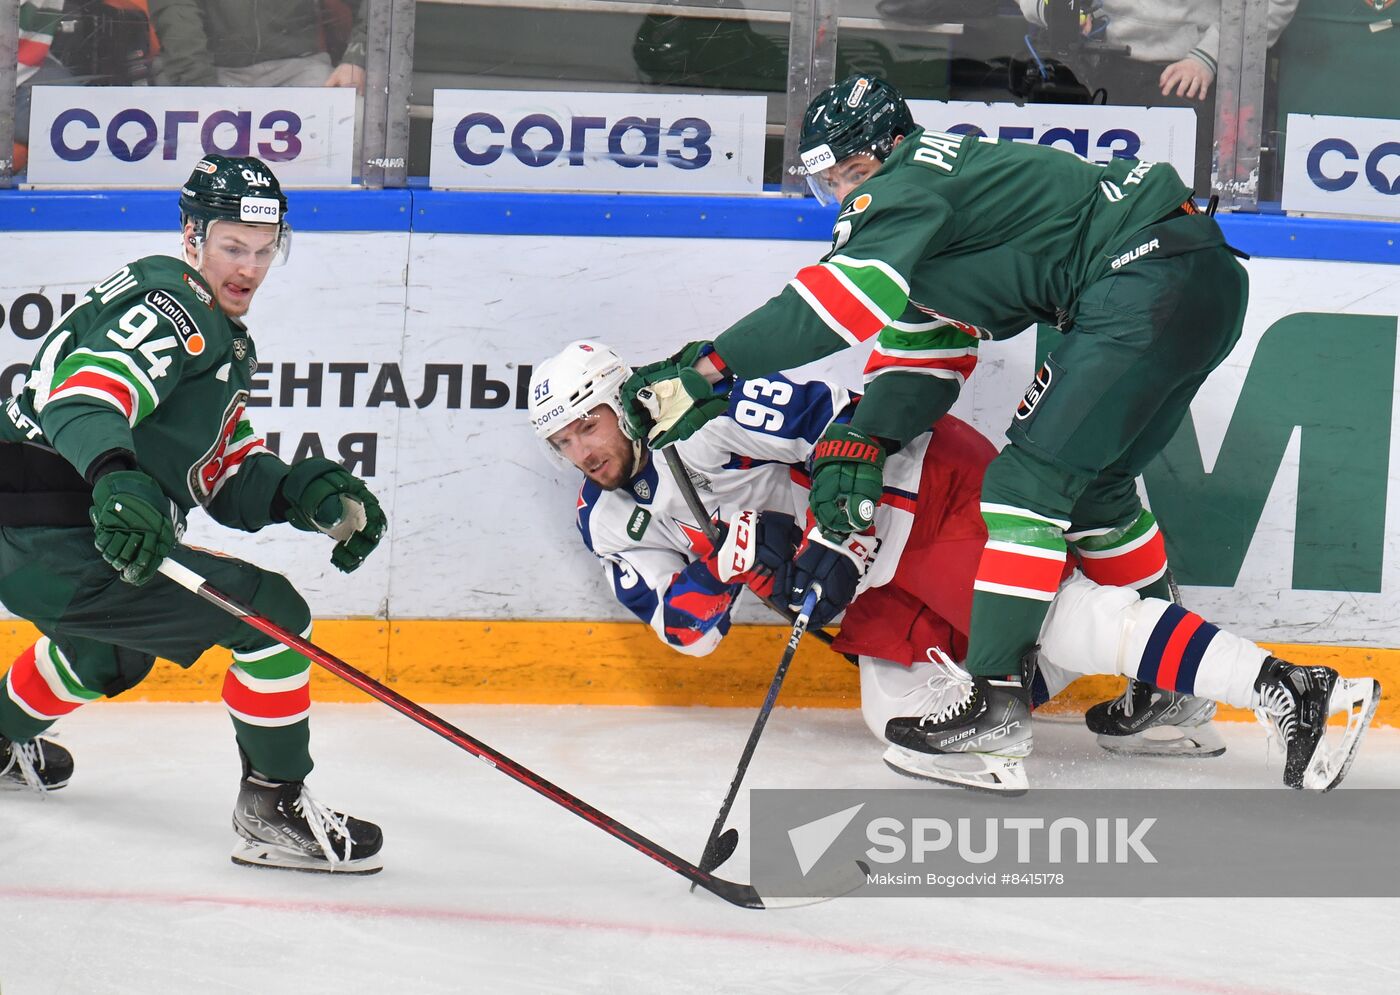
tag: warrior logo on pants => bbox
[1015,362,1054,421]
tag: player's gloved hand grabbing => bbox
[279,457,387,573]
[89,470,177,586]
[619,341,733,449]
[708,509,802,598]
[775,527,879,629]
[808,422,886,536]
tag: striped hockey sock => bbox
[222,628,314,782]
[1125,603,1265,707]
[964,504,1070,678]
[0,638,102,741]
[1067,509,1168,595]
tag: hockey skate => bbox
[1085,679,1225,758]
[0,733,73,792]
[882,649,1033,795]
[1253,656,1380,791]
[232,770,384,874]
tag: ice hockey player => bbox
[0,154,386,873]
[615,73,1277,786]
[532,340,1380,793]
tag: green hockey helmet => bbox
[798,75,914,205]
[179,154,291,266]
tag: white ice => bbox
[3,703,1398,995]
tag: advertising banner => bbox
[429,90,767,194]
[3,231,1399,650]
[908,100,1198,186]
[26,86,358,187]
[1282,113,1400,220]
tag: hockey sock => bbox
[0,638,101,742]
[964,504,1069,679]
[222,627,314,782]
[1123,602,1265,707]
[1068,509,1172,601]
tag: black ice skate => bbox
[882,649,1033,795]
[0,733,73,792]
[1085,679,1225,758]
[1253,656,1380,791]
[232,771,383,874]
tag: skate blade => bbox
[1096,723,1226,758]
[882,744,1029,795]
[1302,677,1381,792]
[231,838,384,875]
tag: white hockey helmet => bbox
[528,340,643,471]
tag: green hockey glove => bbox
[89,470,177,586]
[618,341,732,448]
[280,457,387,573]
[808,423,886,536]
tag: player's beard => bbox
[589,441,642,492]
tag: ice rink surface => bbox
[3,702,1398,995]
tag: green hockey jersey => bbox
[712,127,1202,443]
[1,254,290,531]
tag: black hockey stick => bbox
[692,586,820,887]
[659,447,838,648]
[155,559,861,910]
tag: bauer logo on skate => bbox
[26,85,356,186]
[429,90,765,193]
[1283,114,1400,220]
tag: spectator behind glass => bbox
[14,0,76,174]
[1018,1,1298,188]
[147,0,366,91]
[1020,1,1297,103]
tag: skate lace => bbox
[2,740,49,794]
[1253,682,1298,752]
[293,787,354,867]
[912,647,976,726]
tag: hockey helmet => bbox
[798,75,914,205]
[528,340,643,472]
[179,154,291,266]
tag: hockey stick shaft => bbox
[694,587,818,881]
[155,558,773,909]
[660,447,837,648]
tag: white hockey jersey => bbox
[576,374,933,655]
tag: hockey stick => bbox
[659,447,837,648]
[156,559,862,910]
[692,586,820,887]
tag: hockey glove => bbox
[279,457,387,573]
[808,422,886,536]
[89,470,177,586]
[776,527,880,629]
[619,341,733,448]
[709,509,802,598]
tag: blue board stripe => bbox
[1,188,1395,264]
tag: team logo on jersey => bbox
[626,508,652,540]
[232,338,249,362]
[145,289,205,355]
[838,193,873,220]
[182,273,214,308]
[1364,0,1395,11]
[1015,362,1056,421]
[632,478,652,501]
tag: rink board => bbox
[0,616,1393,725]
[1,195,1399,721]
